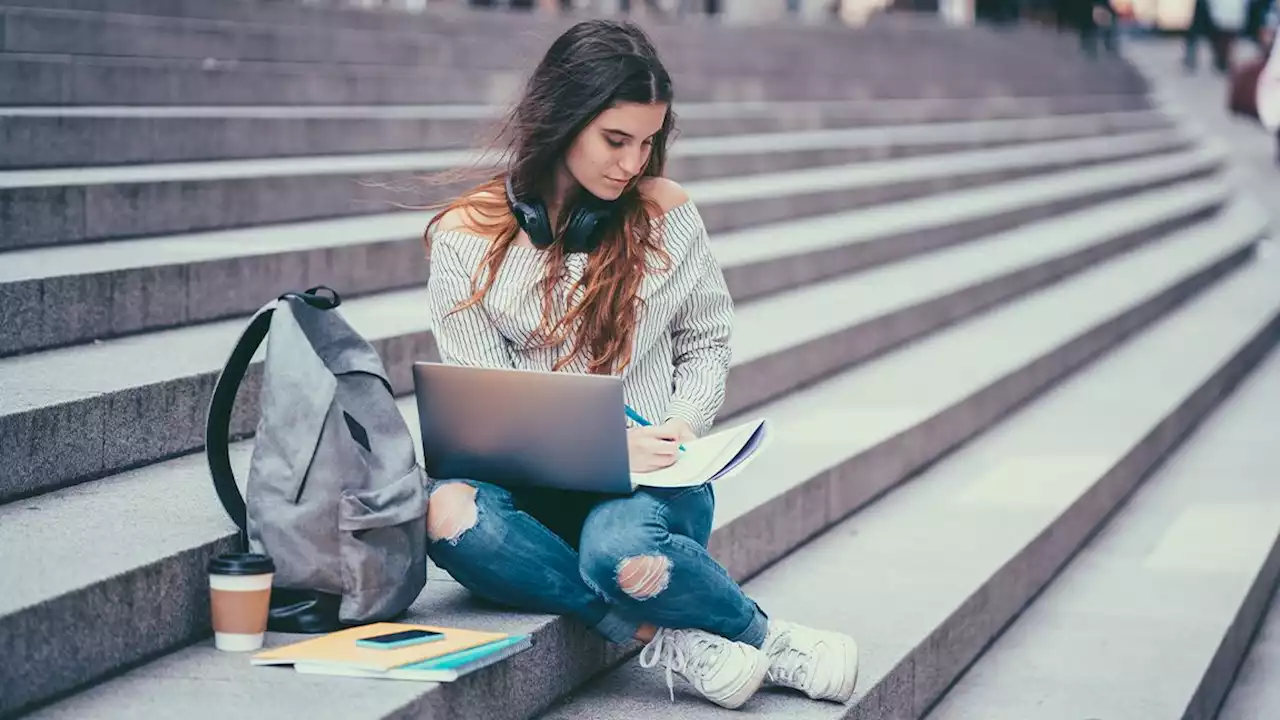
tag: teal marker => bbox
[624,404,686,452]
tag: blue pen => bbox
[625,404,686,452]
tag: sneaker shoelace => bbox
[639,629,727,701]
[767,626,815,689]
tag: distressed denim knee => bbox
[424,480,517,585]
[423,479,641,643]
[580,524,669,603]
[426,481,481,546]
[578,487,769,648]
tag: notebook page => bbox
[631,419,765,489]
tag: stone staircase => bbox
[2,2,1280,719]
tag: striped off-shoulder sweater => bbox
[424,198,734,437]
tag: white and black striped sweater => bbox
[424,199,734,437]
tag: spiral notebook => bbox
[630,417,771,490]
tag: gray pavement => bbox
[1124,39,1279,227]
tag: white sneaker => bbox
[638,628,771,709]
[762,620,859,703]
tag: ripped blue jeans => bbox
[426,479,770,648]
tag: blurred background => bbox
[284,0,1260,35]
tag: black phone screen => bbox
[364,629,444,644]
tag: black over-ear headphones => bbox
[505,174,615,253]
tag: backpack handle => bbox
[205,286,342,551]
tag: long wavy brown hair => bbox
[423,19,677,375]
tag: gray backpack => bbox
[205,286,428,634]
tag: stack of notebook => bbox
[251,623,532,682]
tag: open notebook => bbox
[631,418,771,490]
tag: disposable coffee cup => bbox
[208,553,275,652]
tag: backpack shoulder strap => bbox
[205,286,342,550]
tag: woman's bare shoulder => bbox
[638,177,691,214]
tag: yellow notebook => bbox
[251,622,511,672]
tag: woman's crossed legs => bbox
[426,479,858,709]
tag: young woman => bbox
[422,19,859,711]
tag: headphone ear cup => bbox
[516,197,554,249]
[564,206,609,253]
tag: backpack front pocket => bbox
[337,465,429,623]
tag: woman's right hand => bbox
[627,426,681,473]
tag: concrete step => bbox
[0,0,1157,97]
[0,0,900,37]
[0,5,912,76]
[0,156,1227,503]
[0,124,1190,250]
[0,138,1218,358]
[0,47,1144,107]
[0,110,1174,247]
[13,185,1269,720]
[0,4,1135,82]
[535,202,1280,720]
[924,308,1280,719]
[0,95,1154,170]
[3,0,657,30]
[1218,577,1280,718]
[0,0,1127,50]
[0,0,988,30]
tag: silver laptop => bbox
[412,361,633,495]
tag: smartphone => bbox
[355,628,446,650]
